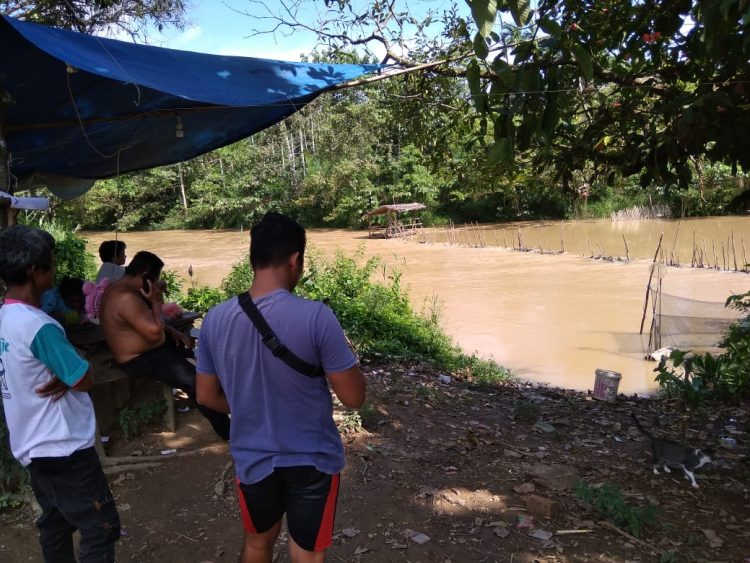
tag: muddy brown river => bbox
[85,216,750,394]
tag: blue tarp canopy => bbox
[0,16,381,199]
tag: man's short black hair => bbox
[250,212,306,269]
[124,251,164,279]
[0,225,55,286]
[98,240,126,263]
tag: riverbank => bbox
[1,359,747,562]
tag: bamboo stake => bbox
[712,240,718,269]
[669,220,682,266]
[722,242,726,270]
[742,236,747,273]
[560,227,565,253]
[622,235,630,261]
[640,233,664,334]
[731,229,738,271]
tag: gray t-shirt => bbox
[196,289,357,484]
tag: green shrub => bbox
[33,219,97,282]
[159,269,184,303]
[180,285,225,314]
[221,258,253,297]
[575,480,656,538]
[118,398,167,440]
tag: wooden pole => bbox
[640,233,664,334]
[0,88,14,230]
[622,235,630,261]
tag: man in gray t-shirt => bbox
[197,212,366,563]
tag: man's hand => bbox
[165,324,193,349]
[36,376,68,401]
[140,278,164,304]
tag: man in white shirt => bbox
[0,225,120,562]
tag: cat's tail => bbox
[630,412,653,438]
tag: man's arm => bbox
[196,372,230,413]
[36,369,93,399]
[327,365,366,409]
[116,291,165,344]
[31,324,92,400]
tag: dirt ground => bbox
[1,361,749,562]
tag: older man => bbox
[0,225,120,562]
[100,250,229,439]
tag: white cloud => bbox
[216,44,313,62]
[175,26,203,46]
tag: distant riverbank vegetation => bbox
[47,79,748,233]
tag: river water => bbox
[85,216,750,394]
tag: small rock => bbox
[531,529,553,541]
[513,482,536,494]
[701,529,723,548]
[493,527,510,538]
[525,495,560,519]
[403,529,431,545]
[341,527,360,538]
[528,463,579,490]
[504,449,524,458]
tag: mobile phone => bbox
[142,274,153,293]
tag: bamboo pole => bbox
[731,229,738,271]
[640,233,664,334]
[622,235,630,261]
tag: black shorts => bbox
[237,466,340,552]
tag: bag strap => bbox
[237,293,324,378]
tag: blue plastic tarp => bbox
[0,16,381,198]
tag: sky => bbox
[128,0,471,62]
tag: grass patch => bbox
[574,480,656,538]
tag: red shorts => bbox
[237,466,340,552]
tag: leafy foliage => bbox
[24,218,97,283]
[575,480,657,538]
[1,0,188,37]
[179,286,225,314]
[245,0,749,196]
[117,398,167,440]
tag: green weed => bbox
[118,399,167,440]
[574,481,656,538]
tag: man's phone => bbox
[142,274,153,293]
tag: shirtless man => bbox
[100,251,230,439]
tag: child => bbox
[0,225,120,562]
[41,276,86,325]
[96,240,127,283]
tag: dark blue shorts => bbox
[237,466,340,552]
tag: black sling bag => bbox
[237,293,324,378]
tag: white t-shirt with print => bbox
[0,302,94,466]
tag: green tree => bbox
[0,0,187,36]
[251,1,749,190]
